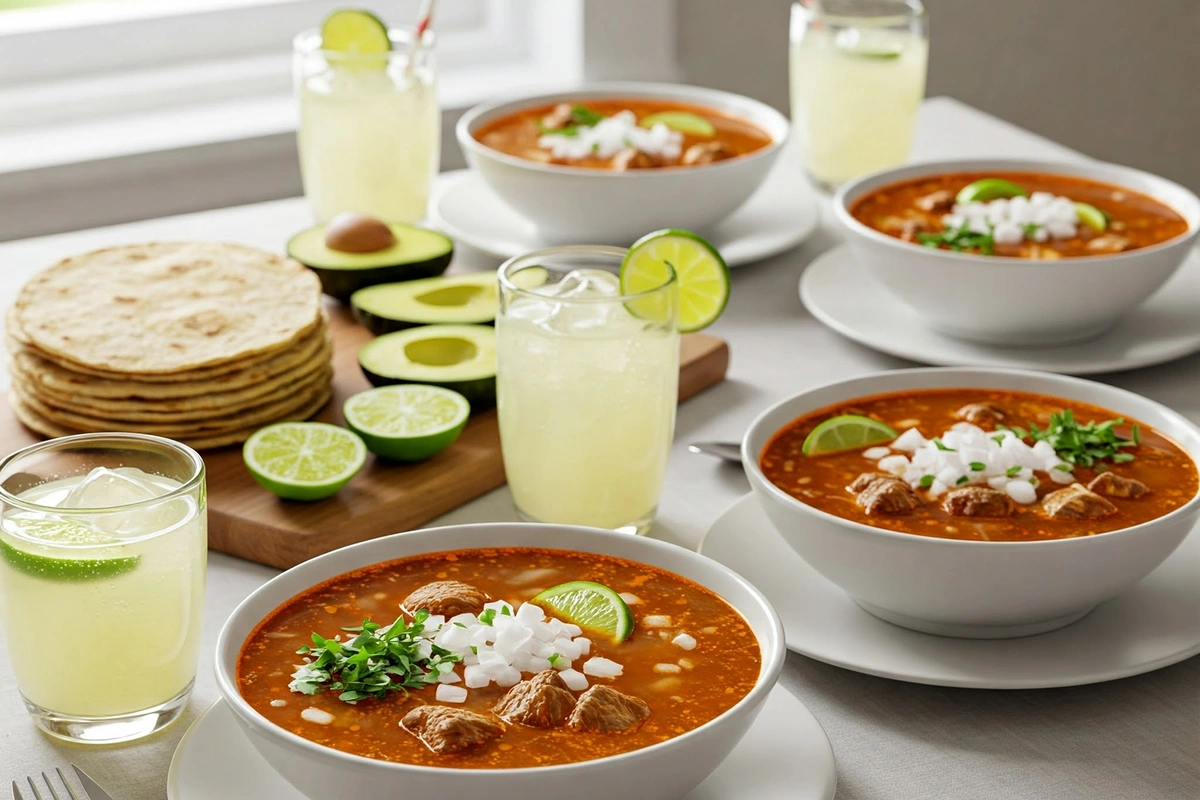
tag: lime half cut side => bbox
[244,422,367,501]
[639,111,715,137]
[621,229,731,333]
[533,581,635,645]
[343,384,470,462]
[955,178,1028,205]
[802,415,898,456]
[0,517,140,582]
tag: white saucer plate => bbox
[700,494,1200,690]
[799,244,1200,374]
[430,160,819,267]
[167,684,837,800]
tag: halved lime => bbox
[639,111,715,137]
[0,518,139,582]
[621,229,731,333]
[343,385,470,462]
[321,9,390,63]
[955,178,1028,205]
[802,415,898,456]
[244,422,367,501]
[1075,202,1108,232]
[533,581,635,645]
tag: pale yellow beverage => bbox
[295,29,439,223]
[497,252,680,534]
[790,0,928,188]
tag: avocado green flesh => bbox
[358,324,497,408]
[287,223,453,301]
[351,273,499,334]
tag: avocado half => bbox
[287,222,454,301]
[358,324,496,409]
[351,272,500,335]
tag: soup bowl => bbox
[214,523,785,800]
[742,367,1200,639]
[833,158,1200,346]
[456,82,790,243]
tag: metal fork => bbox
[11,766,109,800]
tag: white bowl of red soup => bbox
[742,368,1200,639]
[214,523,784,800]
[832,159,1200,346]
[456,82,788,243]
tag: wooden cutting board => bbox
[2,304,729,569]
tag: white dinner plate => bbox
[167,684,837,800]
[699,494,1200,690]
[430,161,819,267]
[799,244,1200,374]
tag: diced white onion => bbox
[643,615,672,628]
[436,684,468,703]
[582,657,624,678]
[559,669,589,691]
[671,633,697,651]
[270,699,287,708]
[301,708,334,725]
[654,663,683,674]
[618,592,641,605]
[862,446,892,460]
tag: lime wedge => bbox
[343,385,470,462]
[639,111,715,137]
[621,229,730,333]
[1075,202,1108,232]
[244,422,367,501]
[533,581,635,645]
[955,178,1028,205]
[802,415,898,456]
[0,518,140,582]
[321,9,390,63]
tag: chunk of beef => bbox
[493,670,576,728]
[1042,483,1118,520]
[611,148,655,171]
[955,402,1006,428]
[943,486,1015,517]
[915,189,955,212]
[847,473,921,516]
[879,215,932,242]
[1086,234,1132,253]
[400,706,503,754]
[567,685,650,734]
[401,581,488,618]
[1087,472,1149,499]
[681,141,734,166]
[540,103,573,130]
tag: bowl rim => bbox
[831,157,1200,266]
[455,80,790,179]
[741,366,1200,549]
[213,522,786,776]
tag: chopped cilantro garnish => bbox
[933,438,955,452]
[1006,466,1022,477]
[919,474,935,488]
[969,461,985,471]
[1001,410,1139,468]
[917,223,995,255]
[956,476,969,485]
[547,652,561,666]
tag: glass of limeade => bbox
[497,247,680,536]
[294,26,439,223]
[0,433,206,744]
[790,0,928,189]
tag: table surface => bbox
[1,97,1197,800]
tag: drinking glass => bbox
[790,0,928,189]
[0,434,207,744]
[294,27,439,223]
[497,247,680,535]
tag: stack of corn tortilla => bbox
[6,242,333,450]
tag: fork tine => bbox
[13,780,25,800]
[52,771,79,800]
[38,775,60,800]
[23,778,43,800]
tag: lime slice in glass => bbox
[639,111,715,137]
[343,385,470,462]
[1075,202,1108,232]
[0,517,140,581]
[533,581,635,645]
[802,415,898,456]
[243,422,367,501]
[955,178,1028,205]
[320,9,391,67]
[621,229,731,333]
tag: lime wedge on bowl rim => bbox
[0,517,139,581]
[1074,202,1109,232]
[620,229,731,333]
[955,178,1028,205]
[802,415,898,456]
[244,421,367,501]
[343,384,470,462]
[320,9,390,68]
[639,111,715,137]
[533,581,635,645]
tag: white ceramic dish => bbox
[213,523,786,800]
[430,164,818,267]
[799,244,1200,374]
[699,494,1200,689]
[832,159,1200,346]
[456,82,790,243]
[741,368,1200,639]
[168,685,837,800]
